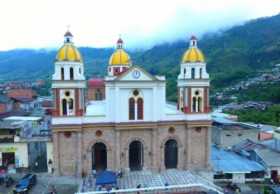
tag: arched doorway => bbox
[92,143,107,171]
[164,139,178,169]
[129,141,143,171]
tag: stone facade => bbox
[52,120,211,176]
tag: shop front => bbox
[0,143,28,170]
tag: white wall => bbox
[52,61,85,81]
[232,173,245,183]
[106,81,166,122]
[0,142,28,168]
[178,62,209,80]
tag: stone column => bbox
[205,127,211,169]
[53,132,60,176]
[76,132,82,177]
[186,127,191,169]
[152,127,158,172]
[115,130,121,170]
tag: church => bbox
[51,31,211,176]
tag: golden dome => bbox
[109,38,131,66]
[56,31,82,62]
[56,43,82,62]
[181,36,205,63]
[182,47,205,63]
[109,49,131,65]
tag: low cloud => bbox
[0,0,279,50]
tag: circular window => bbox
[195,91,199,95]
[65,91,70,97]
[64,131,72,138]
[95,130,103,137]
[133,90,139,96]
[168,127,175,134]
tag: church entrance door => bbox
[164,139,178,169]
[129,141,143,171]
[92,143,107,171]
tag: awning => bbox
[96,171,117,186]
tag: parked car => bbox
[13,174,37,194]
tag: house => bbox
[11,97,35,112]
[233,139,280,183]
[211,145,265,183]
[0,121,28,171]
[211,117,259,148]
[87,78,105,101]
[3,116,43,136]
[0,119,53,173]
[7,88,37,99]
[0,95,13,114]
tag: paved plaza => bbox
[79,169,223,194]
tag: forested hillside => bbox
[0,14,280,101]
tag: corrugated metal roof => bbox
[211,146,265,173]
[212,116,237,125]
[255,149,280,167]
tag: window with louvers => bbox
[129,98,135,120]
[137,98,143,120]
[61,68,65,80]
[70,67,74,80]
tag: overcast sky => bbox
[0,0,279,50]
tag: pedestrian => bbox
[48,159,53,174]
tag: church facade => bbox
[51,32,211,176]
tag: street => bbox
[0,173,78,194]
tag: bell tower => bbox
[52,31,86,116]
[177,36,210,113]
[107,38,132,76]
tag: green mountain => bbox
[0,14,280,101]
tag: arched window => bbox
[191,68,195,79]
[62,99,67,115]
[95,89,102,100]
[61,67,64,80]
[192,97,197,112]
[70,67,74,80]
[199,68,202,79]
[129,98,135,120]
[69,98,73,110]
[198,97,202,112]
[137,98,143,120]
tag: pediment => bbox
[116,66,157,81]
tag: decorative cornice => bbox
[52,120,212,132]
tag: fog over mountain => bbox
[0,0,280,50]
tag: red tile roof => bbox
[88,79,105,88]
